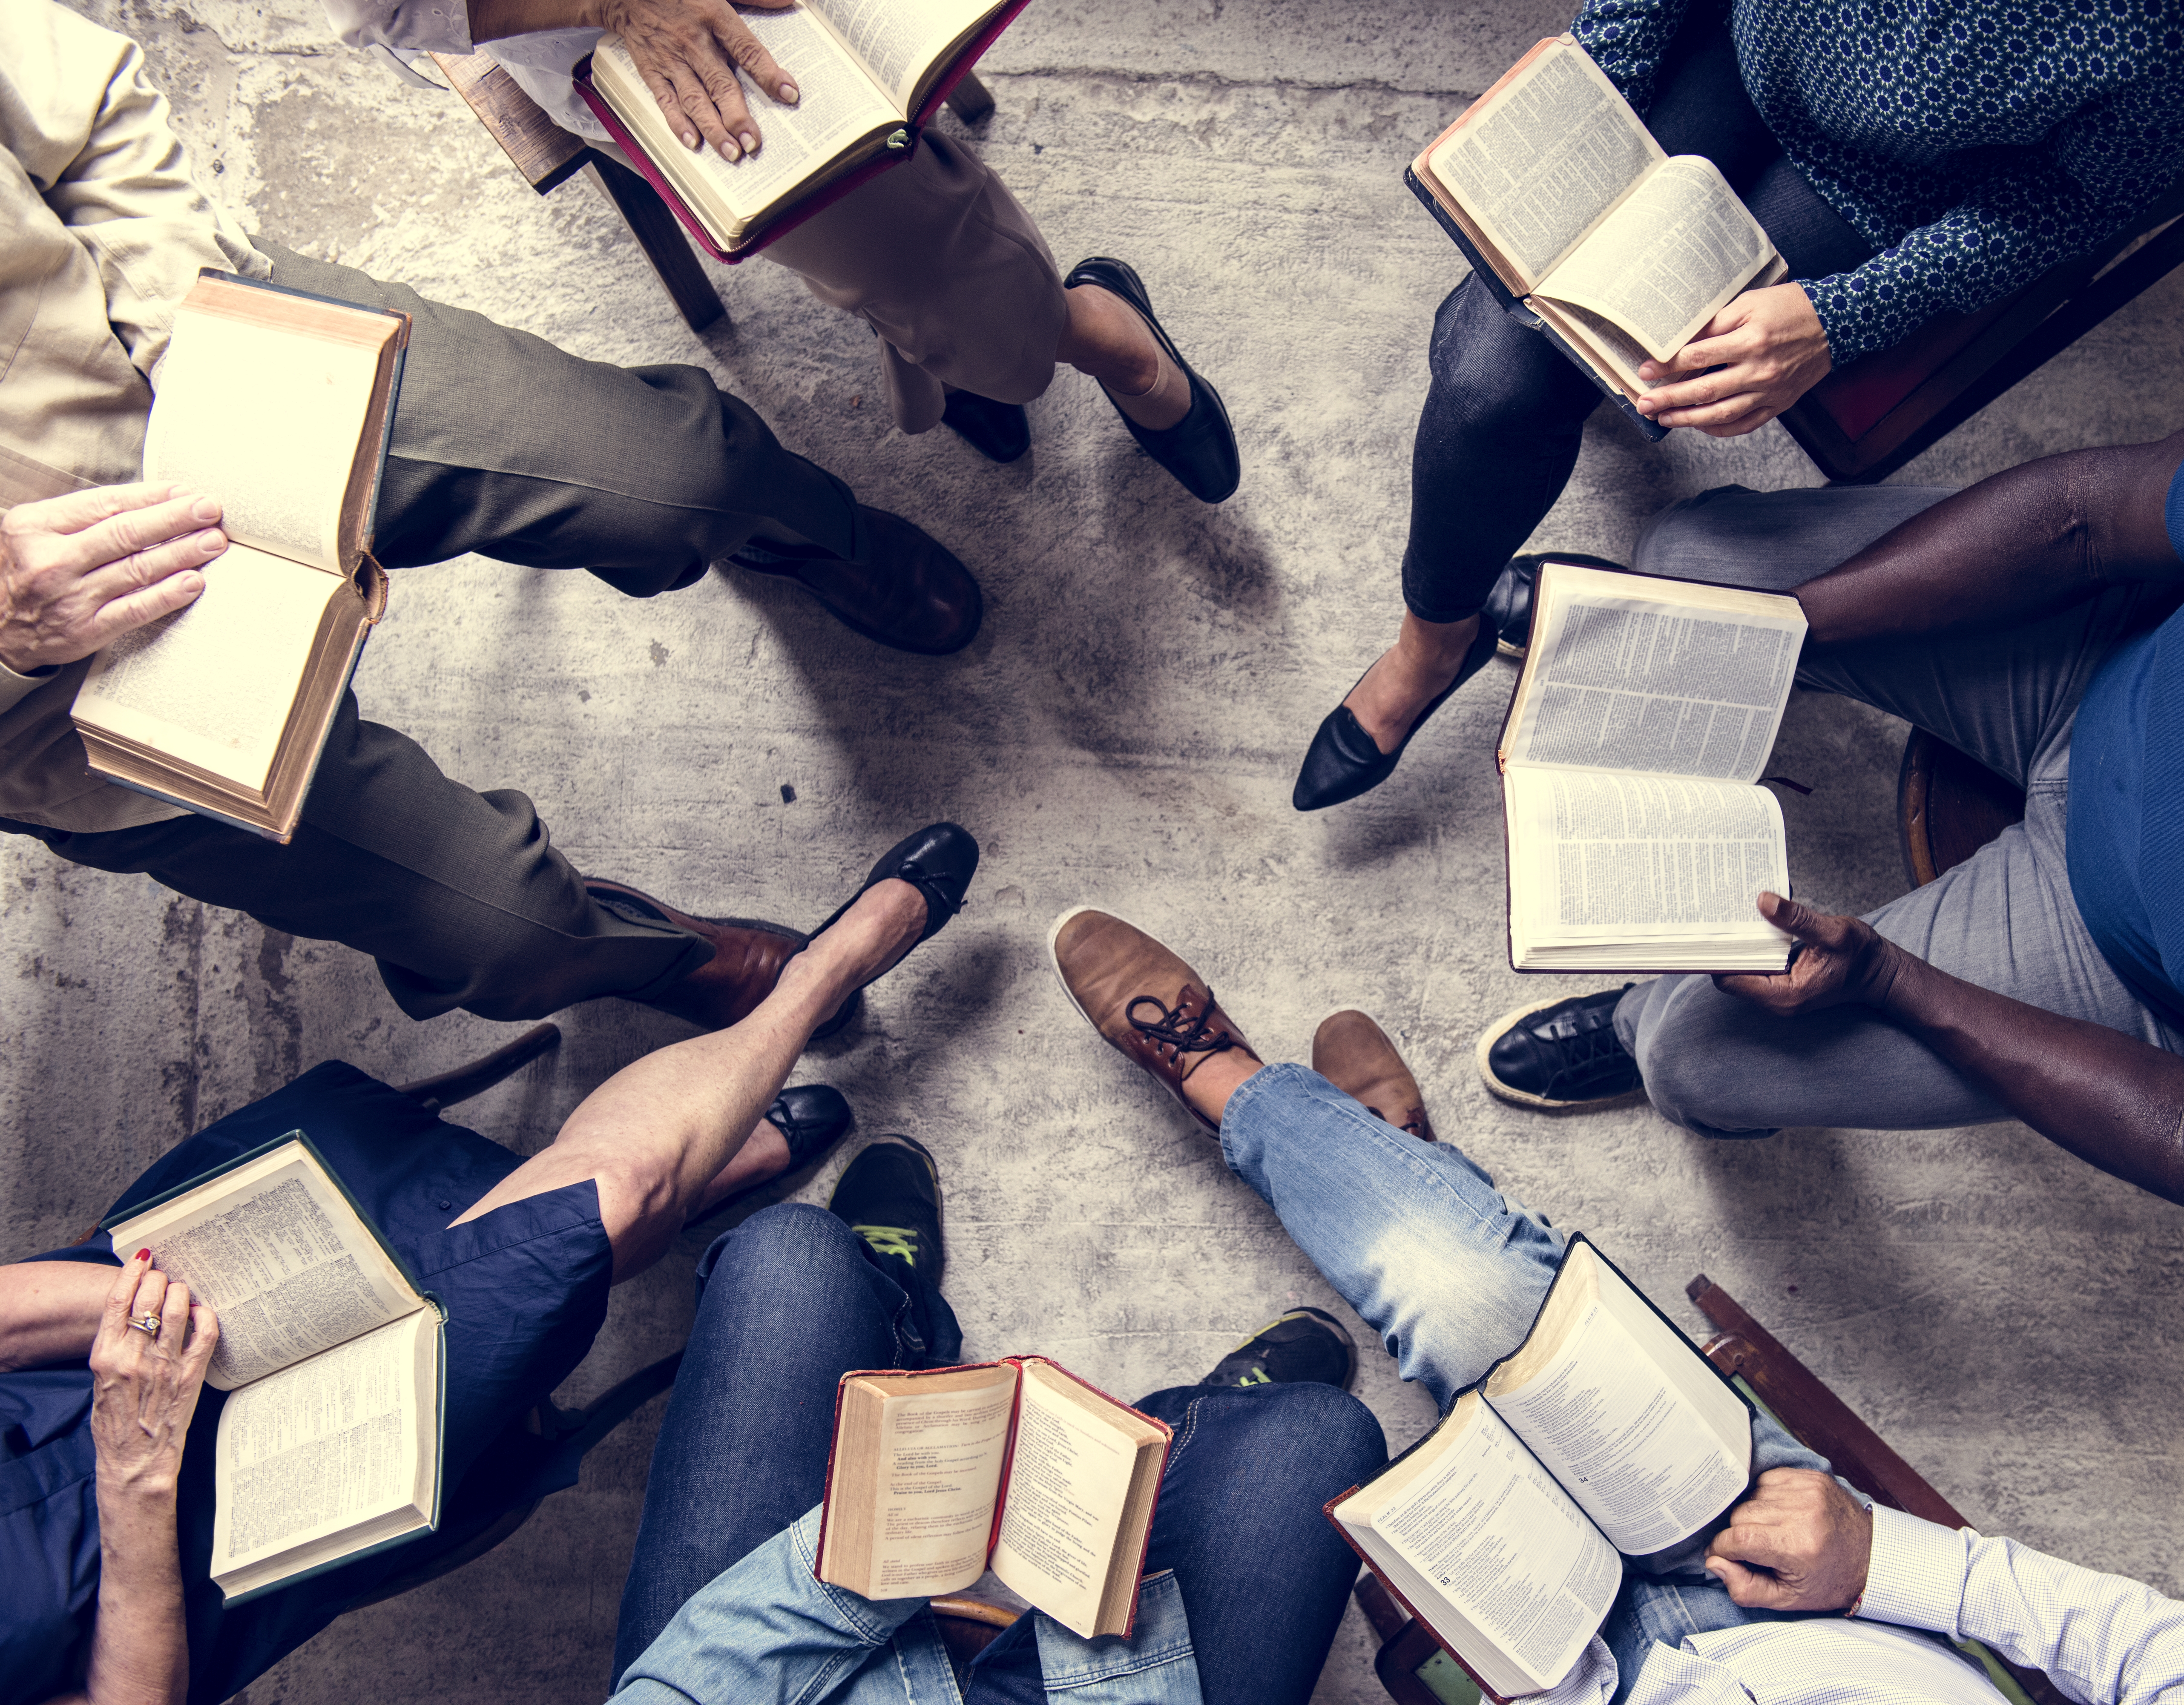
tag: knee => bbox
[696,1203,859,1290]
[1225,1383,1387,1484]
[1630,487,1767,579]
[1627,979,1780,1139]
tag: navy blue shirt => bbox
[2066,465,2184,1030]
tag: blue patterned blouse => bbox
[1569,0,2184,364]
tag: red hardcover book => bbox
[813,1355,1170,1639]
[573,0,1030,263]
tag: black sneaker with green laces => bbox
[828,1135,944,1285]
[1202,1307,1358,1391]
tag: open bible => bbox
[70,271,403,841]
[1497,561,1807,973]
[104,1136,443,1602]
[576,0,1029,258]
[816,1356,1170,1638]
[1327,1240,1752,1701]
[1406,36,1786,437]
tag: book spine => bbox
[1316,1496,1519,1704]
[1403,169,1526,317]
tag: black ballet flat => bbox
[808,823,981,1035]
[1063,256,1240,504]
[1486,552,1629,658]
[1291,617,1501,812]
[942,390,1032,464]
[765,1083,854,1167]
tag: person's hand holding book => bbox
[1704,1467,1872,1612]
[1712,893,1901,1014]
[1634,282,1832,437]
[0,483,223,677]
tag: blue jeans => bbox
[611,1204,1386,1705]
[1219,1064,1830,1699]
[1401,9,1877,623]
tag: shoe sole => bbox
[1496,638,1528,660]
[1047,904,1220,1134]
[1474,996,1646,1111]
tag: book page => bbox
[1485,1248,1748,1555]
[812,0,993,111]
[990,1366,1141,1638]
[72,543,345,793]
[1428,43,1660,291]
[1371,1401,1622,1694]
[1532,156,1773,360]
[593,22,895,240]
[864,1373,1017,1596]
[143,304,382,572]
[107,1140,421,1391]
[1506,769,1789,936]
[210,1312,430,1577]
[1504,586,1805,783]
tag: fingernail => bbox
[681,130,699,148]
[739,132,759,155]
[779,80,798,102]
[190,497,220,522]
[136,1249,151,1261]
[197,529,225,549]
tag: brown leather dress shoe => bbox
[729,508,983,656]
[1048,907,1260,1133]
[585,879,851,1033]
[1311,1010,1437,1141]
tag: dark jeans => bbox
[5,242,871,1021]
[1400,10,1880,621]
[611,1205,1386,1705]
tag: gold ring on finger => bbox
[129,1312,162,1335]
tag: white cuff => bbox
[0,657,58,716]
[1857,1503,1971,1634]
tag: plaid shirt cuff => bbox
[1857,1504,1971,1634]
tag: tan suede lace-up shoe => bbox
[1048,907,1261,1134]
[1311,1010,1437,1142]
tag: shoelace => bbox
[1126,989,1242,1059]
[852,1223,919,1264]
[1546,1017,1633,1094]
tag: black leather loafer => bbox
[1486,552,1631,658]
[805,822,981,1033]
[941,390,1032,463]
[764,1084,854,1167]
[1475,988,1641,1108]
[1291,616,1500,812]
[1063,256,1240,504]
[731,508,983,655]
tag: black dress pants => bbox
[1399,10,1881,622]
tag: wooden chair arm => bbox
[928,1595,1020,1629]
[428,49,589,193]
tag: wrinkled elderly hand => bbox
[0,483,223,677]
[594,0,802,161]
[89,1250,220,1498]
[1713,892,1906,1016]
[1705,1468,1872,1611]
[1635,282,1831,437]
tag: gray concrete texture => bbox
[6,0,2183,1699]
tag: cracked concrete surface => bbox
[6,1,2184,1699]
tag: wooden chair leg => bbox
[587,155,727,333]
[397,1022,561,1112]
[944,70,996,124]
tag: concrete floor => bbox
[8,1,2184,1699]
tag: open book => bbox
[1497,561,1806,973]
[816,1356,1170,1639]
[1327,1240,1751,1700]
[104,1136,443,1603]
[1406,36,1787,436]
[576,0,1029,258]
[71,272,403,841]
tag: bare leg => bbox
[1182,1050,1265,1130]
[1057,285,1190,431]
[1343,610,1483,753]
[685,1120,793,1219]
[452,879,927,1282]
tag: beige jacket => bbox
[0,0,270,833]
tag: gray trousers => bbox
[3,244,879,1021]
[1613,485,2184,1136]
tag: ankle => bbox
[1182,1052,1265,1129]
[1397,611,1480,674]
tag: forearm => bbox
[1868,947,2184,1202]
[1795,430,2184,645]
[465,0,600,41]
[80,1486,190,1705]
[0,1262,120,1371]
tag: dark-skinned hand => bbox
[593,0,800,161]
[1714,892,1907,1017]
[1635,282,1831,437]
[1705,1468,1872,1611]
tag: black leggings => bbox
[1399,10,1879,621]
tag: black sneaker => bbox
[1203,1307,1357,1391]
[1475,988,1641,1108]
[828,1136,943,1282]
[1484,553,1631,658]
